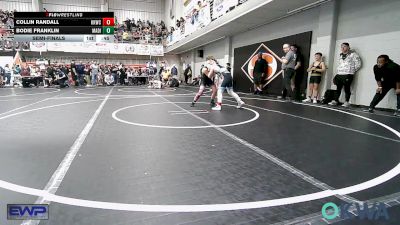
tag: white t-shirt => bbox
[91,64,99,74]
[105,74,114,83]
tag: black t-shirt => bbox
[184,67,192,76]
[119,68,126,77]
[295,52,304,70]
[374,61,400,85]
[47,67,54,77]
[253,58,268,74]
[70,63,76,75]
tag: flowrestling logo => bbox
[7,204,49,220]
[240,43,281,87]
[321,202,389,221]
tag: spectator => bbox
[191,1,203,24]
[97,65,105,86]
[111,64,119,85]
[303,52,326,103]
[3,64,11,85]
[171,64,178,78]
[162,67,171,83]
[364,55,400,116]
[70,60,77,86]
[60,64,69,77]
[253,52,268,94]
[75,61,85,86]
[84,64,91,85]
[122,30,128,41]
[124,18,131,31]
[280,44,296,100]
[105,73,114,86]
[183,64,192,84]
[55,68,68,88]
[0,65,4,86]
[45,64,55,87]
[179,17,186,33]
[20,65,31,87]
[14,64,21,75]
[159,61,165,75]
[31,66,42,87]
[119,65,126,85]
[90,61,99,86]
[291,44,305,101]
[328,43,362,107]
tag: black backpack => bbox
[321,89,335,104]
[169,78,179,87]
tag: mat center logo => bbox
[241,43,281,86]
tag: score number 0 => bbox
[102,18,115,26]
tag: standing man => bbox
[0,65,4,87]
[70,60,77,86]
[171,64,178,79]
[364,55,400,116]
[291,44,304,101]
[328,43,362,107]
[111,64,119,85]
[253,52,268,94]
[75,61,85,86]
[280,44,296,100]
[45,64,55,87]
[3,64,11,86]
[90,61,99,86]
[119,65,126,85]
[183,64,192,84]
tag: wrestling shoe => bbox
[212,105,221,111]
[237,101,245,109]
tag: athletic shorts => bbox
[200,74,214,86]
[309,76,321,84]
[220,72,233,88]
